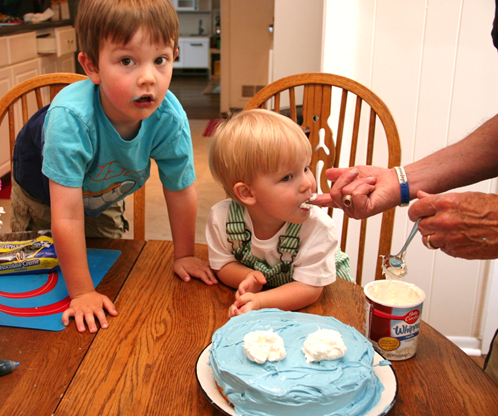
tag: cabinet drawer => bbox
[7,32,37,65]
[36,26,77,57]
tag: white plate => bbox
[196,344,397,416]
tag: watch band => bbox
[394,166,410,207]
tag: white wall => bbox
[323,0,498,353]
[272,0,324,82]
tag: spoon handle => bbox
[396,219,421,257]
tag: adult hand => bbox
[62,291,118,333]
[174,256,218,285]
[312,167,400,219]
[409,191,498,259]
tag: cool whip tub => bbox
[364,280,426,361]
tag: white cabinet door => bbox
[59,54,76,73]
[182,38,209,68]
[40,55,59,75]
[0,67,13,178]
[9,59,41,154]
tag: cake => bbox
[209,309,385,416]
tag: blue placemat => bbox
[0,249,121,331]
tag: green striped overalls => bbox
[226,200,354,287]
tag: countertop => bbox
[0,20,73,36]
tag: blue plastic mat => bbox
[0,249,121,331]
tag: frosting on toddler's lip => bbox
[300,193,318,209]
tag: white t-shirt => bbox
[206,199,338,287]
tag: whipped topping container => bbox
[364,280,426,361]
[366,280,423,306]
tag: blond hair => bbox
[75,0,179,67]
[209,109,312,202]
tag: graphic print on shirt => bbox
[83,161,148,215]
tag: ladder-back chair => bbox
[0,73,146,240]
[244,72,401,284]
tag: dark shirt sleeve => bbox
[13,105,51,205]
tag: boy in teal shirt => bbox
[11,0,217,333]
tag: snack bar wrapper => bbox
[0,235,59,275]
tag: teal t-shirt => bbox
[15,79,195,216]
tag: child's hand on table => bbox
[228,271,267,317]
[174,256,218,285]
[229,292,262,317]
[62,291,118,333]
[236,271,266,297]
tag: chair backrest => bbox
[244,72,401,285]
[0,73,146,240]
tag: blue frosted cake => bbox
[209,309,384,416]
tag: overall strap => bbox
[226,200,302,286]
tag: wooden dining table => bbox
[0,238,145,416]
[1,239,498,415]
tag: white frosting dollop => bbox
[243,329,287,364]
[302,328,347,363]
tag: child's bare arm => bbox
[229,281,323,317]
[163,184,217,285]
[215,261,266,289]
[49,180,117,332]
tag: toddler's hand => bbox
[62,291,118,333]
[229,292,262,317]
[236,271,266,298]
[174,256,218,285]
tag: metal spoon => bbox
[381,219,421,278]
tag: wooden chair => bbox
[244,72,401,284]
[0,73,146,240]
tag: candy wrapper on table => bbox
[0,231,59,276]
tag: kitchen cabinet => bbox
[36,26,77,57]
[0,26,77,178]
[174,37,209,69]
[173,0,196,10]
[173,0,212,12]
[0,67,13,178]
[0,58,41,178]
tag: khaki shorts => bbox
[10,177,129,239]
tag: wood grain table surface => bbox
[0,238,145,416]
[2,239,498,415]
[55,240,498,416]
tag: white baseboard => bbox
[446,336,482,356]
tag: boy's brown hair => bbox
[75,0,179,67]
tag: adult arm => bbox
[318,113,498,219]
[50,180,117,332]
